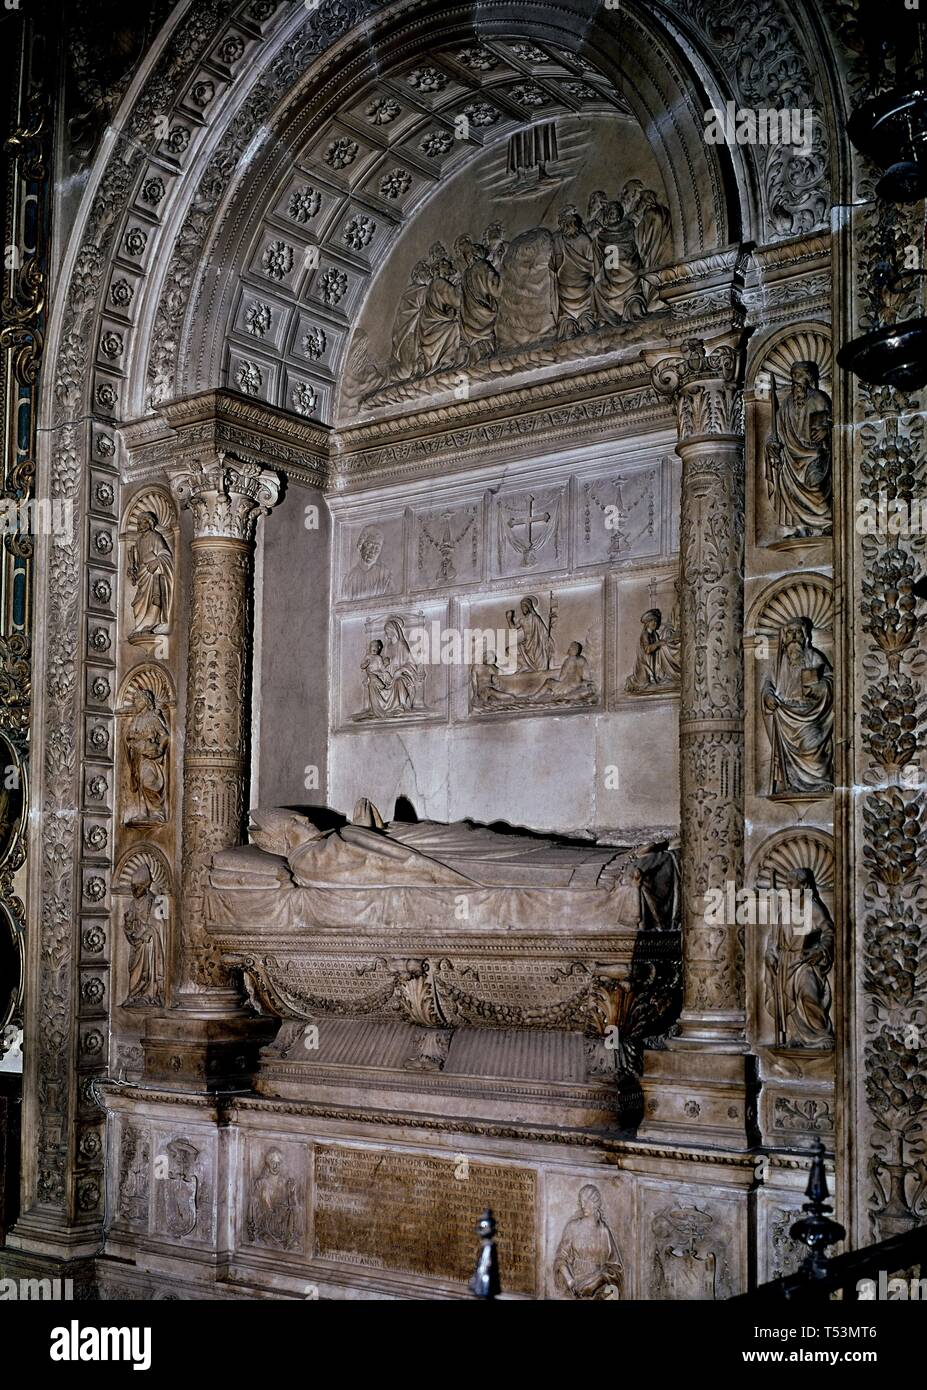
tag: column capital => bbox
[168,452,281,542]
[643,335,748,444]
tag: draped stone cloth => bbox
[418,274,462,372]
[203,809,686,934]
[495,228,558,349]
[388,280,428,379]
[459,256,500,351]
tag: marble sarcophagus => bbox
[202,803,682,1128]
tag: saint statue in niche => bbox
[625,607,681,694]
[764,361,833,540]
[248,1149,299,1250]
[354,616,427,720]
[764,867,834,1048]
[554,1185,624,1299]
[122,867,165,1008]
[342,526,394,600]
[124,687,170,825]
[762,617,834,797]
[127,510,174,639]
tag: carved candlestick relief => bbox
[168,455,281,991]
[648,338,746,1044]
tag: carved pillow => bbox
[248,807,323,856]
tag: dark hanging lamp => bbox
[847,89,927,203]
[839,18,927,390]
[837,289,927,391]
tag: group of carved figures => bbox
[119,503,177,1010]
[351,591,834,801]
[386,182,670,382]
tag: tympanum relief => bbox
[373,178,670,402]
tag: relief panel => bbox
[461,580,603,718]
[335,601,449,729]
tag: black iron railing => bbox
[735,1140,927,1302]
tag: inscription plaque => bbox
[314,1145,537,1293]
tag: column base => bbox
[0,1244,98,1296]
[141,1012,279,1092]
[638,1045,758,1148]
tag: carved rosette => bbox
[648,339,746,1043]
[168,456,281,989]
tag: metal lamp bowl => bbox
[847,88,927,170]
[836,318,927,391]
[877,159,927,203]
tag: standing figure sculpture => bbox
[455,236,500,363]
[389,259,431,380]
[764,867,834,1047]
[762,617,834,797]
[124,687,170,826]
[122,868,165,1008]
[507,595,554,672]
[417,257,463,373]
[764,361,833,539]
[552,206,598,338]
[593,201,647,323]
[554,1185,624,1299]
[128,510,174,638]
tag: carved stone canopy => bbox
[168,455,281,543]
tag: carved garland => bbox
[854,204,927,1239]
